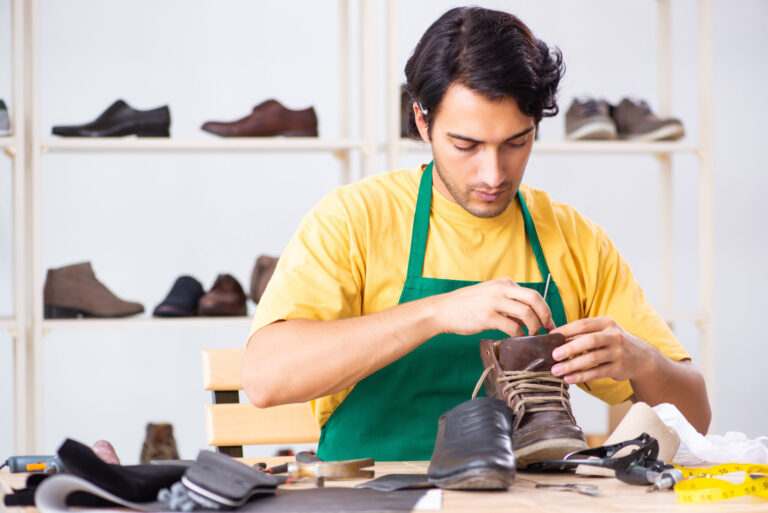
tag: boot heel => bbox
[44,305,86,319]
[136,125,170,137]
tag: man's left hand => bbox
[549,317,653,384]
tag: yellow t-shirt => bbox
[250,165,690,428]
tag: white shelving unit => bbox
[385,0,716,419]
[9,0,379,453]
[6,0,715,452]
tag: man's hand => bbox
[549,317,653,384]
[549,316,711,434]
[432,277,555,337]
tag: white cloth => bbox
[654,403,768,466]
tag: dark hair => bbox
[404,6,564,139]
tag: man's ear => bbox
[413,103,430,143]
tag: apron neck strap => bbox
[406,161,551,281]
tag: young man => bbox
[242,6,710,461]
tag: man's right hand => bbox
[244,277,554,408]
[431,277,555,337]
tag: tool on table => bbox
[0,455,65,473]
[646,468,684,492]
[262,451,375,487]
[528,432,673,486]
[534,482,601,496]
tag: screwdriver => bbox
[0,455,65,473]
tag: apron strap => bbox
[406,161,552,282]
[406,162,434,279]
[518,193,552,281]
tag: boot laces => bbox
[472,360,576,425]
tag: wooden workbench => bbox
[2,458,766,512]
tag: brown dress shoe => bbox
[478,334,588,468]
[43,262,144,318]
[201,99,318,137]
[249,255,279,304]
[197,274,247,316]
[140,423,180,464]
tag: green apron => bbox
[317,162,569,461]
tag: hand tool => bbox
[0,455,65,473]
[646,468,684,492]
[534,482,601,496]
[263,451,375,487]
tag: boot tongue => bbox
[497,333,566,371]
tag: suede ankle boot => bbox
[478,334,588,468]
[43,262,144,318]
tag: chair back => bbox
[202,348,320,457]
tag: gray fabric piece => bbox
[35,473,429,513]
[355,474,432,492]
[237,488,428,512]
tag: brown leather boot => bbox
[140,423,180,464]
[249,255,279,304]
[43,262,144,318]
[201,99,318,137]
[197,274,247,316]
[478,334,588,468]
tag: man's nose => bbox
[476,149,505,188]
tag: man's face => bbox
[415,83,536,218]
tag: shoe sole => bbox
[622,123,685,141]
[566,121,617,140]
[429,466,514,490]
[515,438,589,469]
[43,305,142,318]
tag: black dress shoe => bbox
[153,276,205,317]
[52,99,170,137]
[427,397,516,490]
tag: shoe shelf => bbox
[398,138,702,156]
[40,137,365,154]
[42,316,253,331]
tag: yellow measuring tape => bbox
[672,463,768,503]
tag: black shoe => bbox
[153,276,205,317]
[0,99,9,136]
[427,397,516,490]
[52,99,170,137]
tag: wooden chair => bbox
[201,348,320,457]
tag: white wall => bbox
[0,0,766,463]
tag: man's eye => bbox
[455,144,476,152]
[508,136,529,148]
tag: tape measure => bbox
[672,463,768,503]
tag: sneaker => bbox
[477,334,588,468]
[565,98,617,140]
[611,98,684,141]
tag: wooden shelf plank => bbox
[40,137,364,153]
[398,138,701,155]
[42,316,252,330]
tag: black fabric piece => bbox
[355,473,433,492]
[4,474,116,508]
[57,438,187,502]
[235,487,427,513]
